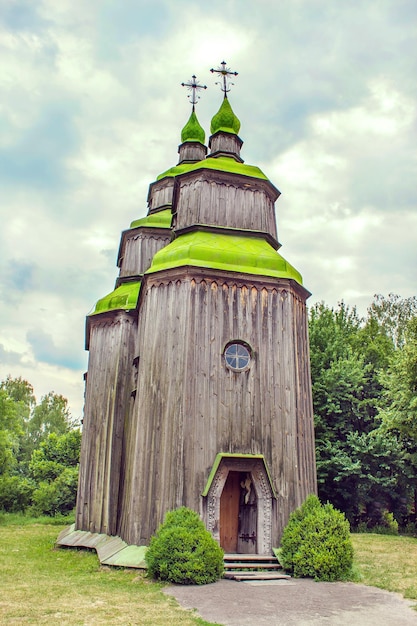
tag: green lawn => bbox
[352,533,417,601]
[0,517,217,625]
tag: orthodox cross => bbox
[181,75,207,110]
[210,61,238,95]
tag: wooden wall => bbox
[76,311,137,536]
[118,268,316,546]
[118,229,171,278]
[174,172,278,241]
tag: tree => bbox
[367,293,417,349]
[25,392,75,455]
[378,315,417,523]
[0,376,80,515]
[29,430,81,516]
[309,300,408,526]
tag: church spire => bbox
[178,74,207,164]
[209,61,243,162]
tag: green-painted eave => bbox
[89,281,141,316]
[202,453,277,498]
[145,230,303,285]
[129,209,172,230]
[156,156,268,182]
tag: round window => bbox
[224,342,251,371]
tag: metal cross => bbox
[181,75,207,109]
[210,61,238,95]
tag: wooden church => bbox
[75,63,317,555]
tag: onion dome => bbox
[181,109,206,144]
[210,97,241,135]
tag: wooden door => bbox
[220,471,240,553]
[237,472,257,554]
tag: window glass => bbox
[224,342,251,371]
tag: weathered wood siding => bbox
[178,142,207,164]
[118,269,315,546]
[76,311,137,535]
[118,228,171,277]
[174,173,278,240]
[147,178,174,212]
[209,133,242,158]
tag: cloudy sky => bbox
[1,0,416,419]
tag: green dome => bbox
[181,109,206,144]
[90,282,141,316]
[146,230,302,284]
[210,97,241,135]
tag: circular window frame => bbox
[223,341,252,372]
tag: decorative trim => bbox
[203,454,275,555]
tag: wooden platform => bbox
[56,524,147,569]
[223,554,291,582]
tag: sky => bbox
[1,0,416,420]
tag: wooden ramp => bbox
[56,524,147,569]
[223,554,291,582]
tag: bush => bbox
[146,507,224,585]
[0,475,34,512]
[279,494,354,581]
[30,466,79,516]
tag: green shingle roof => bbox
[90,281,141,316]
[130,209,172,229]
[146,230,302,284]
[157,155,268,182]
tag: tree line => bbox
[0,293,416,530]
[311,293,417,531]
[0,378,80,516]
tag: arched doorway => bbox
[220,470,258,553]
[203,454,276,555]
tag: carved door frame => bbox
[202,454,275,555]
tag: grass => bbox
[352,533,417,602]
[0,515,218,625]
[1,514,416,623]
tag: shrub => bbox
[146,507,224,585]
[372,511,399,535]
[0,475,34,512]
[279,494,354,581]
[30,466,79,516]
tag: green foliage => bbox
[29,430,81,481]
[159,506,206,531]
[26,392,75,453]
[146,507,224,585]
[30,466,79,516]
[0,376,81,517]
[0,475,34,512]
[368,293,417,349]
[28,430,81,516]
[309,299,416,528]
[279,495,354,581]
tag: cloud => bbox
[0,0,415,416]
[0,343,25,366]
[26,328,85,371]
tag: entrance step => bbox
[223,554,291,582]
